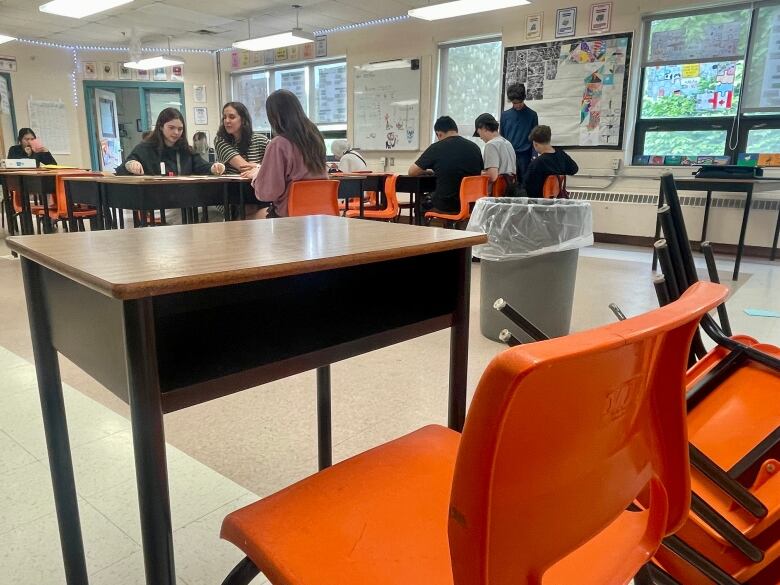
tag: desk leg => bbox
[651,182,664,271]
[448,248,471,432]
[20,259,89,585]
[415,191,423,226]
[701,191,713,243]
[124,299,176,585]
[20,185,34,235]
[316,366,332,470]
[771,206,780,262]
[733,187,753,281]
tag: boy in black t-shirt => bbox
[523,125,579,197]
[408,116,483,213]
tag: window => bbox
[437,38,502,135]
[231,60,346,135]
[635,4,780,162]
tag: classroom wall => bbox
[1,44,220,168]
[220,0,780,249]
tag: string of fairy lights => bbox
[13,14,412,107]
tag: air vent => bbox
[569,191,780,211]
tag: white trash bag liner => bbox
[466,197,594,261]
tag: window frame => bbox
[633,2,780,162]
[230,57,347,132]
[436,36,503,137]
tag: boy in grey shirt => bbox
[473,113,516,192]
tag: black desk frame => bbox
[653,178,780,280]
[20,247,473,585]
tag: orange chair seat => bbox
[425,209,467,222]
[222,425,458,585]
[345,206,396,220]
[224,425,658,585]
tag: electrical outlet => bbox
[611,158,621,171]
[389,157,395,166]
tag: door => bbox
[0,73,16,158]
[95,88,122,171]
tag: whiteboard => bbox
[353,59,420,151]
[28,99,71,154]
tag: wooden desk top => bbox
[64,174,250,184]
[0,168,67,176]
[7,216,487,299]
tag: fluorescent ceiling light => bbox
[39,0,134,19]
[0,35,16,45]
[408,0,529,20]
[358,59,411,72]
[124,56,184,69]
[233,29,314,52]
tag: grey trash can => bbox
[466,197,594,343]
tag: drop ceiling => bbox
[0,0,424,50]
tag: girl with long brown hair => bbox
[249,90,327,217]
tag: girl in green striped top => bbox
[214,102,269,174]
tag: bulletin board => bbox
[502,32,632,149]
[353,59,420,151]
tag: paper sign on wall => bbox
[28,99,71,154]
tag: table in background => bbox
[396,174,437,225]
[654,177,780,280]
[7,216,486,585]
[64,175,251,229]
[0,169,65,235]
[331,173,389,218]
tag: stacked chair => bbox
[495,172,780,584]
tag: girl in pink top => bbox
[250,89,327,217]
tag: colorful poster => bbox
[503,33,631,147]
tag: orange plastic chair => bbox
[219,281,727,585]
[425,175,489,228]
[345,174,400,221]
[287,179,340,217]
[492,175,507,196]
[649,338,780,584]
[542,174,566,198]
[32,171,100,231]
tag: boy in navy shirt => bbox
[500,83,538,178]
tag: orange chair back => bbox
[54,171,101,215]
[492,175,507,196]
[448,281,728,585]
[460,175,489,208]
[542,174,565,198]
[288,180,340,217]
[382,174,400,216]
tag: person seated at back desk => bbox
[408,115,483,213]
[7,127,57,166]
[117,107,224,176]
[523,124,578,198]
[473,113,516,192]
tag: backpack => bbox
[542,174,570,199]
[498,173,524,197]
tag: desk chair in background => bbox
[288,179,340,217]
[345,174,400,222]
[425,175,489,228]
[218,282,726,585]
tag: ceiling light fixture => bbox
[0,34,16,45]
[408,0,529,21]
[233,4,314,52]
[39,0,134,19]
[124,36,184,69]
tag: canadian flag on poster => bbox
[696,90,734,111]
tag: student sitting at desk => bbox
[408,115,483,213]
[118,108,225,176]
[523,125,578,198]
[249,89,327,218]
[7,128,57,166]
[473,113,516,193]
[215,101,269,174]
[331,140,368,173]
